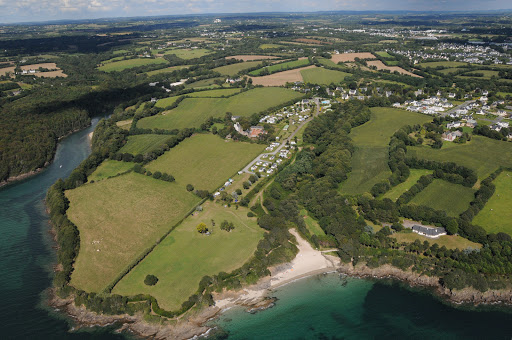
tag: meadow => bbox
[116,119,132,130]
[407,136,512,179]
[250,66,315,86]
[138,87,301,130]
[154,95,183,109]
[317,58,347,70]
[145,65,189,76]
[186,88,241,97]
[98,58,168,72]
[66,172,200,292]
[473,171,512,234]
[259,44,283,49]
[409,179,475,217]
[213,61,262,76]
[341,107,432,195]
[381,169,432,201]
[375,51,393,59]
[249,59,311,76]
[300,209,325,237]
[418,61,469,68]
[392,231,481,250]
[113,202,264,310]
[458,70,500,79]
[164,48,212,59]
[87,160,134,182]
[145,134,265,192]
[300,67,350,85]
[119,134,174,155]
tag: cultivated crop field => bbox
[138,87,301,129]
[409,179,475,217]
[249,58,310,76]
[250,65,315,86]
[381,169,432,201]
[473,171,512,234]
[259,44,283,49]
[87,160,134,182]
[392,232,481,250]
[98,58,168,72]
[120,134,173,155]
[300,67,350,85]
[66,172,200,292]
[407,136,512,179]
[330,52,376,63]
[341,107,432,195]
[146,134,264,192]
[367,60,422,78]
[213,61,262,76]
[225,55,280,61]
[113,202,264,310]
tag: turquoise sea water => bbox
[1,120,512,339]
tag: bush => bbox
[152,171,162,179]
[144,274,158,286]
[186,184,194,191]
[247,211,255,217]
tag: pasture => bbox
[392,232,481,250]
[473,171,512,234]
[375,51,393,59]
[138,87,301,130]
[186,88,241,97]
[98,58,168,72]
[67,172,200,292]
[145,65,189,76]
[164,48,212,59]
[250,65,315,86]
[418,61,468,68]
[249,58,310,76]
[341,107,432,195]
[259,44,283,49]
[381,169,432,201]
[113,202,264,310]
[120,134,173,155]
[300,67,350,85]
[213,61,262,76]
[225,55,279,61]
[459,70,500,79]
[317,58,347,70]
[145,134,264,192]
[154,96,182,109]
[407,136,512,179]
[409,179,475,217]
[116,119,132,130]
[87,160,134,182]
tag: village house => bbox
[442,130,463,141]
[412,225,447,238]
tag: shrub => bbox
[144,274,158,286]
[247,211,255,217]
[186,184,194,191]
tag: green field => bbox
[375,51,393,58]
[116,119,132,130]
[409,179,475,217]
[138,87,301,130]
[300,209,325,236]
[259,44,283,49]
[184,77,224,89]
[213,61,262,76]
[250,59,311,76]
[418,61,469,68]
[392,232,481,250]
[381,169,432,201]
[407,136,512,180]
[473,171,512,234]
[67,172,200,292]
[317,58,347,70]
[120,134,173,155]
[438,68,467,75]
[146,134,264,192]
[98,58,168,72]
[87,160,134,182]
[145,65,189,76]
[458,70,500,79]
[341,107,432,195]
[154,96,182,109]
[113,202,264,310]
[301,67,350,85]
[164,48,212,59]
[186,88,241,97]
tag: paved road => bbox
[440,100,475,117]
[241,97,321,175]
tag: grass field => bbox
[473,171,512,234]
[145,65,189,76]
[438,68,467,74]
[98,58,168,72]
[458,70,500,79]
[184,77,224,89]
[407,136,512,179]
[409,179,475,217]
[341,107,432,195]
[67,172,200,292]
[154,96,182,109]
[87,160,134,182]
[213,61,262,76]
[116,119,132,130]
[259,44,283,49]
[392,231,481,250]
[164,48,212,59]
[186,88,241,97]
[300,67,350,85]
[120,134,173,155]
[381,169,432,201]
[113,202,264,310]
[300,209,325,236]
[250,59,311,76]
[375,51,393,58]
[146,134,264,192]
[418,61,468,68]
[317,58,347,70]
[138,87,301,130]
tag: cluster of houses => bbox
[403,96,454,114]
[259,101,311,125]
[233,122,266,138]
[212,178,234,198]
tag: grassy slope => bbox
[87,160,134,182]
[381,169,432,201]
[418,61,469,68]
[164,48,212,59]
[154,96,182,109]
[392,232,481,250]
[145,65,189,76]
[300,209,325,236]
[138,87,301,130]
[473,171,512,234]
[409,179,475,217]
[186,88,241,97]
[113,202,263,310]
[407,136,512,180]
[146,134,264,192]
[250,59,310,76]
[341,107,432,195]
[98,58,168,72]
[120,134,173,155]
[300,67,350,85]
[67,172,200,292]
[116,119,132,130]
[317,58,347,70]
[213,61,262,76]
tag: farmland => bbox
[330,52,376,63]
[317,58,347,70]
[154,95,182,108]
[250,65,315,86]
[459,70,500,79]
[418,61,469,68]
[392,231,481,250]
[186,88,241,97]
[409,179,475,217]
[145,134,265,192]
[145,65,189,76]
[341,107,431,195]
[225,55,279,61]
[213,61,262,76]
[259,44,283,49]
[98,58,168,72]
[249,58,310,76]
[407,136,512,179]
[164,48,212,59]
[367,60,422,77]
[473,171,512,234]
[120,134,174,155]
[113,202,263,310]
[116,119,132,130]
[137,87,301,130]
[375,51,393,58]
[300,67,350,85]
[381,169,432,201]
[87,160,135,182]
[66,172,200,292]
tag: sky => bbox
[0,0,510,24]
